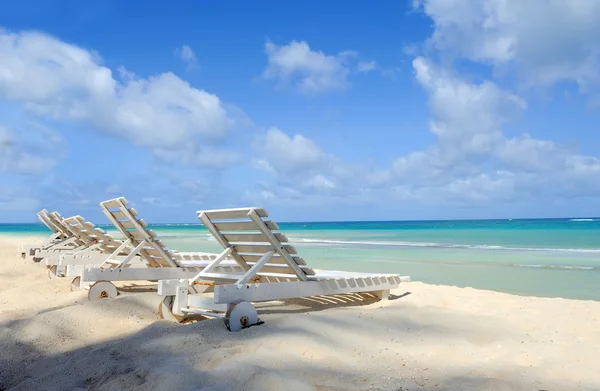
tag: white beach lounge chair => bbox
[157,207,410,331]
[78,197,243,300]
[18,209,71,260]
[33,212,85,266]
[53,215,147,285]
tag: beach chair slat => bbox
[213,221,279,231]
[200,208,268,220]
[120,219,147,229]
[127,229,157,240]
[111,210,138,219]
[37,209,61,233]
[239,254,307,266]
[222,233,288,243]
[244,263,316,276]
[233,244,297,254]
[102,199,123,209]
[143,248,164,258]
[147,255,172,267]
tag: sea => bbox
[2,218,599,301]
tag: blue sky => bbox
[1,0,599,223]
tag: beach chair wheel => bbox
[48,265,65,279]
[225,301,261,332]
[88,281,118,301]
[158,296,185,323]
[70,277,81,291]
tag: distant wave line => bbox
[516,264,596,270]
[296,238,600,253]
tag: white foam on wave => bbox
[570,218,598,222]
[163,223,202,226]
[298,238,600,253]
[517,264,595,270]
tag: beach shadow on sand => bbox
[1,286,590,391]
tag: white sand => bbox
[1,235,599,391]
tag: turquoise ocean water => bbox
[2,218,599,300]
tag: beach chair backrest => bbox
[99,197,178,268]
[46,212,86,245]
[62,216,97,246]
[197,207,315,279]
[37,209,62,234]
[63,216,128,255]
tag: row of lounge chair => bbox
[19,197,410,331]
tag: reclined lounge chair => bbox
[53,215,147,285]
[18,209,72,260]
[33,212,94,273]
[157,207,410,331]
[78,197,244,300]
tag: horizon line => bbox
[1,216,599,226]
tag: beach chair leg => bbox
[224,301,262,332]
[374,289,390,300]
[157,279,189,322]
[71,276,90,291]
[158,296,186,323]
[48,265,66,279]
[70,277,81,291]
[88,280,118,301]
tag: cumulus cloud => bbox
[253,127,328,174]
[251,57,600,208]
[251,127,349,199]
[414,0,600,88]
[175,44,199,70]
[357,60,377,73]
[394,0,600,205]
[250,127,386,206]
[262,40,357,93]
[0,29,234,163]
[387,57,600,205]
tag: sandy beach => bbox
[0,235,598,391]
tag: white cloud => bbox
[105,184,122,194]
[153,145,243,169]
[412,57,526,160]
[385,0,600,207]
[0,29,233,159]
[0,122,65,175]
[385,57,600,205]
[175,44,199,70]
[142,196,181,207]
[304,174,335,190]
[253,127,328,174]
[262,40,357,93]
[415,0,600,88]
[250,127,364,202]
[357,60,377,73]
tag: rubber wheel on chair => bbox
[48,265,59,279]
[158,296,186,323]
[88,281,118,301]
[70,277,81,291]
[224,301,262,332]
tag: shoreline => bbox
[2,234,599,303]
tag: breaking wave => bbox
[298,238,600,253]
[516,264,596,270]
